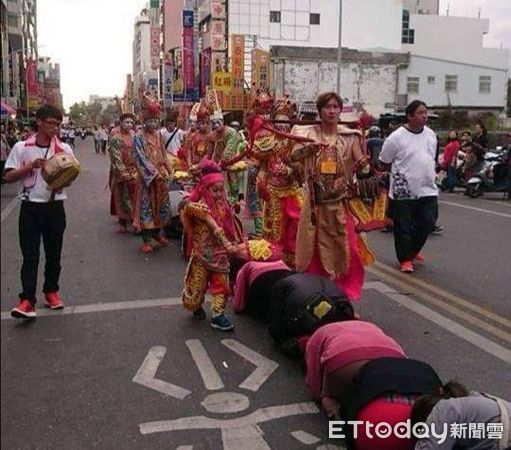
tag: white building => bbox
[132,12,157,97]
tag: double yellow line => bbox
[367,261,511,345]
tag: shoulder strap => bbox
[165,128,179,149]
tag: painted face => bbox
[211,119,223,131]
[144,118,159,130]
[189,120,197,131]
[209,181,225,201]
[121,118,134,131]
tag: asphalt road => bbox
[1,137,510,450]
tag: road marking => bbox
[1,198,18,223]
[186,339,225,391]
[367,267,511,344]
[366,282,511,365]
[372,261,511,330]
[439,200,511,218]
[291,430,321,445]
[221,339,279,392]
[132,346,192,400]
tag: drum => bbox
[42,153,81,190]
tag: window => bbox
[7,14,18,27]
[427,76,435,84]
[445,75,458,93]
[401,9,415,44]
[310,13,320,25]
[407,77,420,94]
[479,76,491,94]
[270,10,281,23]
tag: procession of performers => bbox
[107,89,388,324]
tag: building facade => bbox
[37,56,63,109]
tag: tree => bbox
[69,102,87,125]
[86,101,103,126]
[100,103,118,126]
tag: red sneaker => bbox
[400,261,414,273]
[11,299,37,319]
[45,292,65,309]
[413,253,425,262]
[155,236,170,246]
[141,243,153,253]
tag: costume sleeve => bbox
[304,329,326,401]
[232,263,251,313]
[379,136,398,164]
[108,136,129,178]
[132,135,158,187]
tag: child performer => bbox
[181,160,243,331]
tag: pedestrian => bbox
[100,125,108,154]
[4,104,76,319]
[379,100,438,273]
[68,121,76,148]
[132,93,173,253]
[366,126,384,166]
[411,381,511,449]
[93,126,101,154]
[160,116,185,157]
[1,123,10,183]
[181,159,244,331]
[472,121,489,153]
[290,91,374,301]
[442,130,460,193]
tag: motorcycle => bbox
[465,147,510,198]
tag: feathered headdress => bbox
[250,87,274,116]
[273,95,296,120]
[140,92,161,120]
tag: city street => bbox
[1,137,510,449]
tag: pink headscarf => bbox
[189,160,237,241]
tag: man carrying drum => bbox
[4,104,78,319]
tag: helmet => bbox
[367,126,381,138]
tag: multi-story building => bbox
[1,0,10,102]
[37,56,63,109]
[132,11,152,99]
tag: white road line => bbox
[365,282,511,365]
[291,430,321,445]
[186,339,225,391]
[439,200,511,218]
[221,339,279,392]
[1,296,185,320]
[132,346,191,400]
[1,198,19,223]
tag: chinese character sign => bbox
[211,1,225,19]
[182,10,195,91]
[201,48,211,96]
[231,35,245,92]
[26,59,38,97]
[212,72,232,93]
[252,49,271,90]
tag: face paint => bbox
[144,119,159,130]
[211,119,223,131]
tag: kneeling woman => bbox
[305,321,442,450]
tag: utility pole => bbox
[337,0,343,96]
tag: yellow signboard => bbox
[251,49,271,90]
[212,71,232,93]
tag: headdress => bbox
[140,92,161,120]
[273,95,296,120]
[189,102,201,121]
[250,87,274,116]
[206,87,224,122]
[196,99,213,122]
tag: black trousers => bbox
[391,197,438,263]
[19,201,66,303]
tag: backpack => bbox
[268,272,354,346]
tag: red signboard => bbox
[26,59,38,97]
[183,22,194,90]
[201,48,211,96]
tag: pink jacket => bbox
[305,321,406,400]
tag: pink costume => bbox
[305,321,406,401]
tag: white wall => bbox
[273,59,398,116]
[399,55,509,109]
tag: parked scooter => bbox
[466,147,510,198]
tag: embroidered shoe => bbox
[141,243,153,253]
[11,299,37,319]
[155,236,170,247]
[45,292,65,309]
[400,261,414,273]
[192,306,206,320]
[210,314,234,331]
[413,253,425,263]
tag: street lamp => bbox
[337,0,343,96]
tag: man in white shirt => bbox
[379,100,438,273]
[160,117,185,157]
[4,104,76,318]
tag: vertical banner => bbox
[164,62,174,107]
[201,48,211,96]
[231,34,245,91]
[26,59,39,109]
[252,49,271,90]
[150,27,160,70]
[182,10,195,92]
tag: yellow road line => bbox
[367,265,511,345]
[372,261,511,330]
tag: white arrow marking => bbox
[291,430,321,445]
[221,339,278,392]
[132,346,191,400]
[186,339,224,391]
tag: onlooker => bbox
[472,122,489,153]
[442,130,460,192]
[160,118,185,157]
[68,122,76,148]
[100,125,109,154]
[379,100,438,273]
[93,126,101,154]
[366,126,384,165]
[1,123,11,182]
[4,104,76,319]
